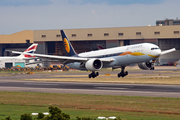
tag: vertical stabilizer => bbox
[61,30,77,56]
[97,44,105,49]
[18,43,38,58]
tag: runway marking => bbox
[95,87,129,90]
[24,83,59,86]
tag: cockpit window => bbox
[151,48,159,50]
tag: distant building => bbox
[1,22,180,66]
[156,18,180,26]
[0,58,42,68]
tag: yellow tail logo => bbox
[64,38,70,53]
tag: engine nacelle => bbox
[85,59,103,71]
[138,62,154,70]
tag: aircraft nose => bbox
[154,49,161,57]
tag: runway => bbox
[0,66,180,98]
[0,80,180,98]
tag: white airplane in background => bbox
[12,30,176,78]
[3,44,38,60]
[97,44,105,50]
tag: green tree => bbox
[5,116,12,120]
[20,113,32,120]
[37,113,45,120]
[46,106,70,120]
[18,106,70,120]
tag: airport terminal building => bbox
[0,20,180,68]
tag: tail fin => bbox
[60,30,77,56]
[18,43,38,58]
[97,44,105,50]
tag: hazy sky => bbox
[0,0,179,34]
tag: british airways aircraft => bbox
[12,30,176,78]
[3,43,38,60]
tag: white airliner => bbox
[12,30,176,78]
[97,44,105,49]
[3,43,38,60]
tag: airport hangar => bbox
[0,25,180,68]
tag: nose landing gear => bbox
[89,71,99,78]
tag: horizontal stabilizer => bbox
[161,48,176,55]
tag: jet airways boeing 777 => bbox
[12,30,176,78]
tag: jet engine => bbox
[138,62,154,70]
[85,59,103,71]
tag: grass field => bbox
[0,91,180,120]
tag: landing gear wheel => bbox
[125,71,128,75]
[117,67,128,78]
[118,73,121,77]
[150,67,154,70]
[89,74,92,78]
[88,71,99,78]
[96,72,99,76]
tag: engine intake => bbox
[138,62,154,70]
[85,59,103,71]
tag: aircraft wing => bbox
[12,51,88,63]
[12,51,114,63]
[99,58,114,62]
[161,48,176,55]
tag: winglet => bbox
[61,30,77,56]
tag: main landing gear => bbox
[117,66,128,78]
[89,71,99,78]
